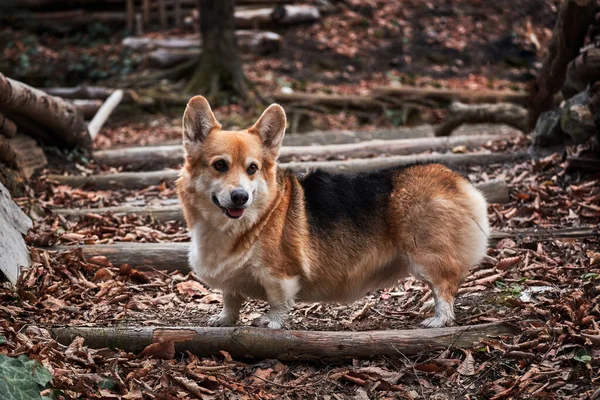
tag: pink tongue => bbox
[227,208,244,218]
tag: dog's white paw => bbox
[420,316,453,328]
[208,312,237,327]
[252,314,283,329]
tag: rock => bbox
[560,91,596,143]
[0,182,32,284]
[532,110,568,147]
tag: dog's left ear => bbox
[249,104,286,156]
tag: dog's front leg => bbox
[208,292,244,327]
[252,277,298,329]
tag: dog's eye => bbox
[247,163,258,175]
[213,160,228,172]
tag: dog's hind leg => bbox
[208,292,244,326]
[409,255,464,328]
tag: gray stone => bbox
[560,91,596,143]
[0,182,32,284]
[532,110,567,147]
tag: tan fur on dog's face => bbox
[178,96,286,231]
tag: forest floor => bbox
[2,0,560,132]
[2,0,600,399]
[2,127,599,399]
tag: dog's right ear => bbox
[182,96,221,154]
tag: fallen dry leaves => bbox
[2,138,597,398]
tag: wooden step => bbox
[49,152,528,190]
[93,134,511,169]
[51,180,510,221]
[47,227,600,271]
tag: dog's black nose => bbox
[231,189,249,205]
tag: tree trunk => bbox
[527,0,596,129]
[185,0,247,100]
[51,323,515,361]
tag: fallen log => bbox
[49,181,510,222]
[281,135,514,164]
[53,204,184,222]
[51,181,508,221]
[26,10,130,28]
[372,86,531,106]
[87,89,124,140]
[93,134,511,168]
[47,227,600,270]
[0,134,48,179]
[0,182,32,285]
[148,48,198,69]
[147,30,283,67]
[0,73,90,149]
[273,92,386,110]
[435,103,528,137]
[490,226,600,243]
[285,152,527,174]
[49,152,526,189]
[71,99,103,119]
[123,30,282,51]
[567,157,600,172]
[563,46,600,99]
[0,112,18,138]
[13,0,291,8]
[25,5,318,29]
[43,86,133,101]
[528,0,596,129]
[51,323,515,361]
[282,124,521,146]
[234,5,320,28]
[48,169,180,190]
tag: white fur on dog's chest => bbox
[188,224,265,296]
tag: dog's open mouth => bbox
[212,195,245,219]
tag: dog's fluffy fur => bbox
[177,96,490,329]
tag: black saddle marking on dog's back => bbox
[298,168,397,235]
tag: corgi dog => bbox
[177,96,490,329]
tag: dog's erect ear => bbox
[182,96,221,153]
[249,104,286,156]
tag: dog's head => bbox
[180,96,286,229]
